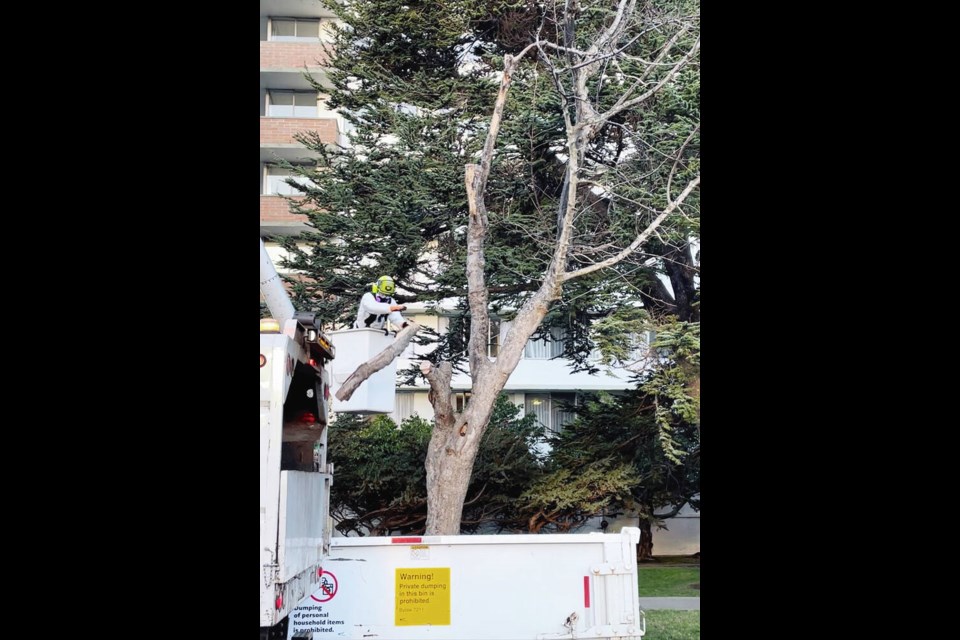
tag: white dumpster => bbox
[288,529,644,639]
[328,328,398,414]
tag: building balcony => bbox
[260,0,334,20]
[260,117,338,162]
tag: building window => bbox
[392,392,415,423]
[629,330,657,363]
[524,393,577,434]
[444,316,500,358]
[552,393,577,431]
[589,331,656,364]
[264,165,315,195]
[524,327,566,360]
[453,392,471,413]
[488,319,500,358]
[270,18,321,41]
[267,90,318,118]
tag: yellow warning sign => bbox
[395,567,451,626]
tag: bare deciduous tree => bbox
[419,0,701,534]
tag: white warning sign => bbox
[288,570,346,637]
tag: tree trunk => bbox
[420,360,481,535]
[423,361,511,534]
[637,520,655,562]
[425,437,481,534]
[663,243,699,322]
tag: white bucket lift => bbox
[329,328,398,414]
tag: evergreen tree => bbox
[529,320,700,558]
[329,395,545,535]
[280,0,700,532]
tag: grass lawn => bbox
[644,610,700,639]
[638,558,700,597]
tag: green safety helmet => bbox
[373,275,396,296]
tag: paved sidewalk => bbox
[638,597,700,610]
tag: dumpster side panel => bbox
[288,531,643,640]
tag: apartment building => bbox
[390,310,640,433]
[260,0,339,238]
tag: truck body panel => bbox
[287,530,644,640]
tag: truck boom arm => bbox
[260,237,295,325]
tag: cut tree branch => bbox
[334,322,421,401]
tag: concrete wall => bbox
[603,504,700,556]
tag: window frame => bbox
[453,392,472,413]
[263,164,316,196]
[269,17,322,42]
[487,318,500,358]
[266,90,319,118]
[524,326,566,360]
[525,392,578,434]
[392,392,416,423]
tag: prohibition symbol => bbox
[311,570,338,602]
